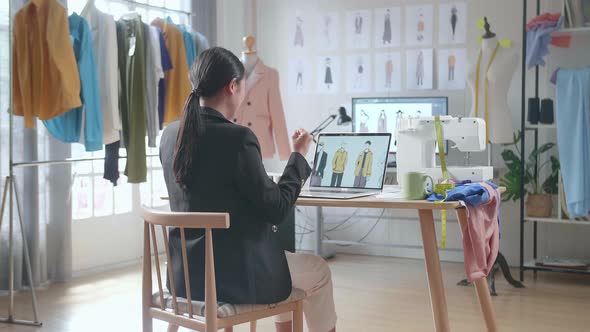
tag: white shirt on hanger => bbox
[81,1,122,145]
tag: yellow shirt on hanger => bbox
[152,18,191,125]
[12,0,82,128]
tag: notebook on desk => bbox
[300,133,392,199]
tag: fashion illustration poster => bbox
[437,48,466,90]
[406,48,433,90]
[347,53,372,93]
[374,7,401,48]
[405,4,433,46]
[316,56,341,94]
[439,2,467,45]
[288,57,312,95]
[346,10,371,49]
[316,12,340,50]
[374,52,401,92]
[289,14,307,49]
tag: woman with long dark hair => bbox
[159,47,337,332]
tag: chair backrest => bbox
[141,207,230,329]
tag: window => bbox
[65,0,192,220]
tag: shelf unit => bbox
[552,26,590,35]
[519,0,590,280]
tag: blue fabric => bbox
[526,16,563,69]
[555,68,590,218]
[427,182,498,206]
[43,13,103,152]
[157,27,173,129]
[180,26,197,68]
[192,31,210,56]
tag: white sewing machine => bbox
[395,115,493,184]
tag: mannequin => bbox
[242,35,259,77]
[466,18,518,144]
[236,35,291,162]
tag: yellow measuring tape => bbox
[474,43,500,144]
[434,116,454,248]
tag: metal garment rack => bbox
[519,0,590,281]
[0,0,189,326]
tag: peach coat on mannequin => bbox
[235,36,291,160]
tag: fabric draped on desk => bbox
[428,182,500,282]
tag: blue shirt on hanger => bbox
[43,13,103,152]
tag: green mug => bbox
[401,172,434,200]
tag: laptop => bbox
[300,133,392,199]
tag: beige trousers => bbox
[275,252,337,332]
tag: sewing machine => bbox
[395,115,493,184]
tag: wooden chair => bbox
[141,208,304,332]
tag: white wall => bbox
[217,0,590,267]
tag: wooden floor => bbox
[1,254,589,331]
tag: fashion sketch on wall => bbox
[290,14,307,49]
[374,52,401,92]
[288,57,312,95]
[347,53,371,93]
[316,12,340,50]
[437,48,467,90]
[405,5,433,46]
[316,55,341,94]
[439,2,467,44]
[374,7,401,48]
[346,10,371,49]
[406,48,433,90]
[353,141,373,188]
[311,142,328,186]
[331,143,348,187]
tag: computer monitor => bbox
[352,97,448,154]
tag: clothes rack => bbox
[0,0,190,326]
[519,0,590,281]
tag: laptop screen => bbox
[311,133,392,190]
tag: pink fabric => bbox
[461,182,500,282]
[235,61,291,160]
[526,12,561,31]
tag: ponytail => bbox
[173,90,203,188]
[172,47,245,189]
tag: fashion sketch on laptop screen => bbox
[310,134,391,190]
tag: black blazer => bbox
[159,107,311,304]
[313,150,328,177]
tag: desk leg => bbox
[456,209,498,332]
[418,209,450,332]
[315,207,324,256]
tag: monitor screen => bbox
[312,133,391,190]
[352,97,448,153]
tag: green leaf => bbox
[542,156,560,194]
[528,142,555,167]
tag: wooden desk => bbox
[296,195,498,332]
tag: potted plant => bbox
[500,131,560,217]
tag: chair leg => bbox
[143,316,153,332]
[293,303,304,332]
[167,324,180,332]
[250,320,257,332]
[224,328,234,332]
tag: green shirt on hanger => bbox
[117,15,147,183]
